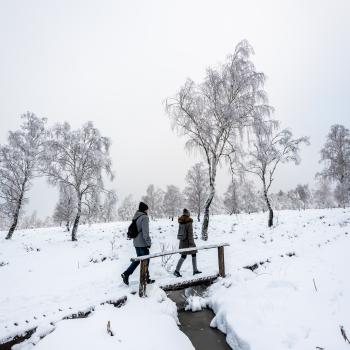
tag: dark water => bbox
[167,288,230,350]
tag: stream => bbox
[167,287,230,350]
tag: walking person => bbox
[174,208,202,277]
[121,202,155,285]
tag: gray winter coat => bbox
[132,211,151,248]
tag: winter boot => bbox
[174,270,182,278]
[192,256,202,275]
[174,256,185,277]
[121,273,129,286]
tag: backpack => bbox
[127,214,145,239]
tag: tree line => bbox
[117,138,349,225]
[0,113,114,240]
[165,40,349,237]
[1,41,349,241]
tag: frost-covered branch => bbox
[166,40,273,240]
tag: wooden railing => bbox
[130,243,230,297]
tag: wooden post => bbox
[139,260,148,297]
[218,246,225,277]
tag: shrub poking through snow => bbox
[107,320,114,336]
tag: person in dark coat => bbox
[121,202,155,285]
[174,208,201,277]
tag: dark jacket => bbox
[132,211,151,248]
[177,214,196,253]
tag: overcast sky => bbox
[0,0,349,218]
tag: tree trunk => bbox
[6,181,26,240]
[71,196,82,241]
[197,211,200,222]
[263,187,273,227]
[268,206,273,227]
[201,184,215,241]
[66,220,70,232]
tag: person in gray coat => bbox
[121,202,155,285]
[174,208,201,277]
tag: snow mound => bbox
[185,295,207,312]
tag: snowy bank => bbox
[1,208,350,349]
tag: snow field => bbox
[1,208,349,349]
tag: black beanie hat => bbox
[139,201,149,212]
[183,208,190,216]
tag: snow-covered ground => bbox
[1,208,350,349]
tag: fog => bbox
[0,0,349,218]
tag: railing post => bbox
[139,260,148,297]
[218,246,225,277]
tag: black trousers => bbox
[124,247,150,277]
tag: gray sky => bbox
[0,0,349,218]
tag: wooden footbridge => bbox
[0,243,229,349]
[130,242,230,297]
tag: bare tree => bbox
[19,210,43,229]
[240,121,309,227]
[210,193,225,215]
[99,190,117,222]
[334,182,350,208]
[287,189,303,210]
[142,184,164,219]
[238,179,263,213]
[223,178,240,215]
[0,212,9,230]
[270,189,299,210]
[166,40,272,240]
[319,124,350,208]
[40,121,113,241]
[118,194,137,221]
[313,178,334,209]
[53,183,77,231]
[81,186,101,225]
[0,112,47,239]
[41,216,54,228]
[223,177,261,215]
[163,185,183,220]
[295,184,311,210]
[183,162,208,221]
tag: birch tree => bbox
[334,182,350,208]
[183,162,208,221]
[80,187,101,225]
[40,121,113,241]
[99,190,117,222]
[223,179,240,215]
[20,211,43,229]
[0,112,47,239]
[295,184,311,210]
[53,183,77,231]
[241,121,309,227]
[142,184,164,219]
[118,194,136,221]
[313,178,334,209]
[163,185,183,220]
[319,124,350,208]
[166,40,272,240]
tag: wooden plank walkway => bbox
[130,243,230,261]
[131,242,230,297]
[159,274,219,292]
